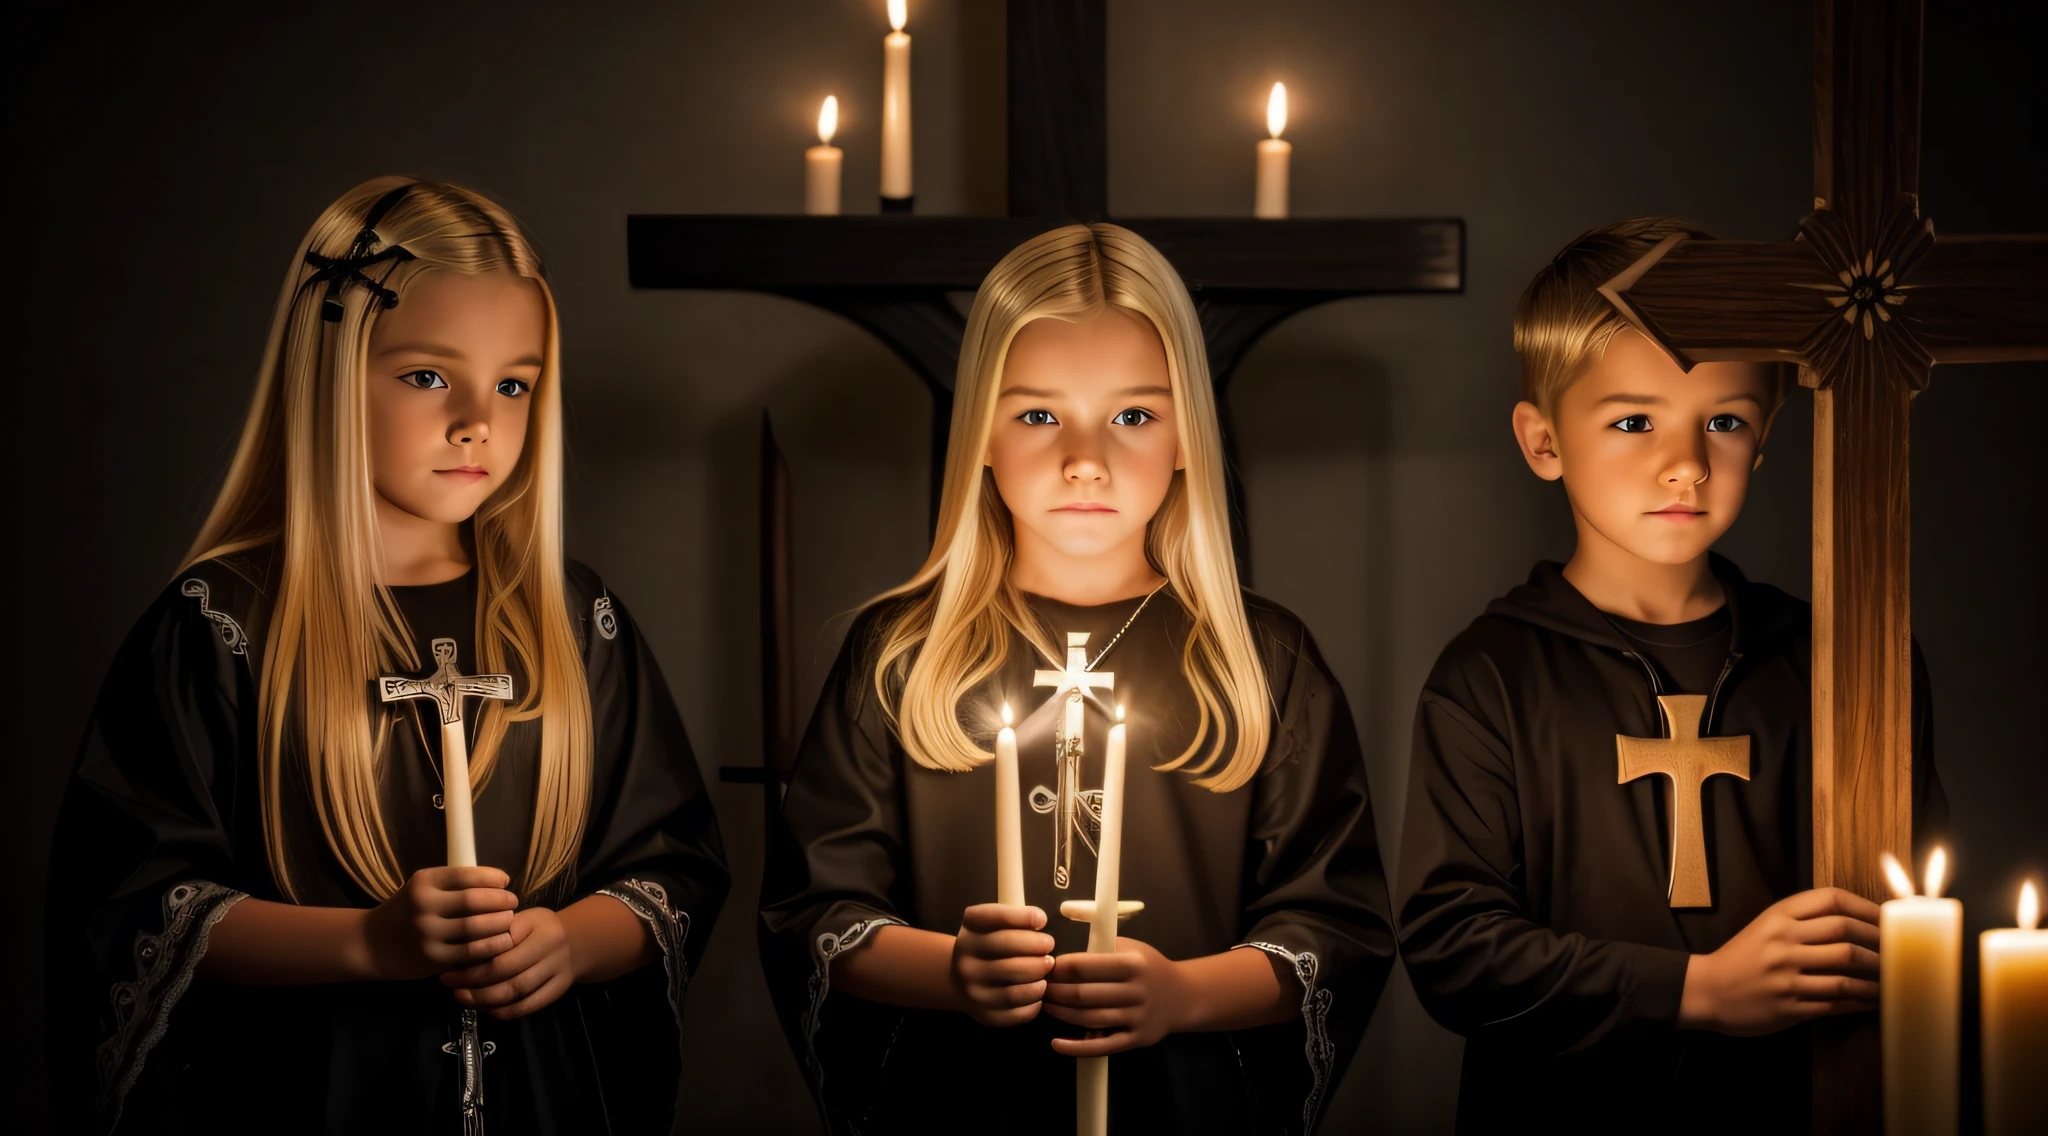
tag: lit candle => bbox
[805,96,842,216]
[1254,82,1291,219]
[879,0,913,207]
[1077,705,1128,1136]
[1881,849,1962,1136]
[1982,881,2048,1136]
[994,703,1025,906]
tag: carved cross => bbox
[1616,694,1752,909]
[378,637,515,867]
[1597,0,2048,1124]
[1033,632,1116,889]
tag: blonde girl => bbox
[761,224,1393,1135]
[46,177,727,1134]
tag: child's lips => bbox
[436,466,490,481]
[1649,505,1705,519]
[1055,502,1117,512]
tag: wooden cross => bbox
[1596,0,2048,1125]
[377,637,515,867]
[1615,694,1752,909]
[1034,631,1117,890]
[646,0,1462,786]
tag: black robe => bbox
[44,549,730,1135]
[1394,555,1947,1133]
[759,589,1394,1135]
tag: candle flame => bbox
[1881,851,1915,899]
[1266,82,1288,139]
[1116,704,1126,722]
[888,0,906,33]
[2021,881,2040,931]
[1923,846,1949,899]
[817,95,839,145]
[1001,702,1013,727]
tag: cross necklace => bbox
[1029,580,1168,889]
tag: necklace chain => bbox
[1084,580,1169,671]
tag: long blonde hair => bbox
[868,224,1271,791]
[185,176,592,901]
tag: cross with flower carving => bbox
[1597,1,2047,1129]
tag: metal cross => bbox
[1033,632,1116,889]
[378,637,513,867]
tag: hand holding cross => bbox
[379,637,515,867]
[1617,694,1751,908]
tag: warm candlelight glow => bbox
[817,95,838,145]
[1925,846,1950,899]
[1883,850,1917,899]
[1001,702,1013,727]
[2022,881,2040,930]
[888,0,906,33]
[1266,82,1288,139]
[1116,704,1125,722]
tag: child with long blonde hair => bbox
[45,177,728,1134]
[760,224,1393,1134]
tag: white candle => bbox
[1982,881,2048,1136]
[441,719,478,867]
[880,0,912,203]
[1077,705,1128,1136]
[1881,850,1962,1136]
[805,96,842,216]
[994,704,1025,906]
[1254,82,1291,219]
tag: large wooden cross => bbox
[627,0,1463,781]
[1597,0,2048,1126]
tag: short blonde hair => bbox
[1513,217,1786,420]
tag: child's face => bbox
[366,270,544,527]
[985,308,1184,566]
[1516,329,1772,568]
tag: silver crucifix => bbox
[378,637,513,867]
[1032,632,1115,889]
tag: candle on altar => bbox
[1254,82,1291,219]
[994,703,1025,906]
[805,96,843,216]
[879,0,913,207]
[1881,848,1962,1136]
[1077,704,1129,1136]
[1982,880,2048,1136]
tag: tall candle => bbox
[994,704,1025,906]
[1254,82,1291,219]
[1881,850,1962,1136]
[442,720,478,867]
[880,0,913,204]
[1982,881,2048,1136]
[805,96,843,216]
[1077,705,1128,1136]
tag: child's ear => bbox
[1511,400,1564,482]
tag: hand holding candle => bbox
[1982,880,2047,1136]
[1254,82,1291,219]
[1881,848,1962,1136]
[805,96,842,215]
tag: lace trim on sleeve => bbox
[595,879,693,1031]
[95,880,248,1131]
[801,915,905,1123]
[1234,940,1336,1134]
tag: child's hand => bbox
[1044,937,1188,1055]
[1679,886,1881,1036]
[363,866,519,981]
[950,903,1056,1027]
[442,906,577,1020]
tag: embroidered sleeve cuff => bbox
[594,879,693,1031]
[97,880,247,1133]
[1231,939,1335,1134]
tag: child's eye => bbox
[1611,414,1653,433]
[1018,409,1058,426]
[399,370,448,391]
[1706,413,1747,433]
[496,378,531,398]
[1111,408,1154,427]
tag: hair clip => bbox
[303,184,418,323]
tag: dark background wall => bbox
[7,2,2040,1130]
